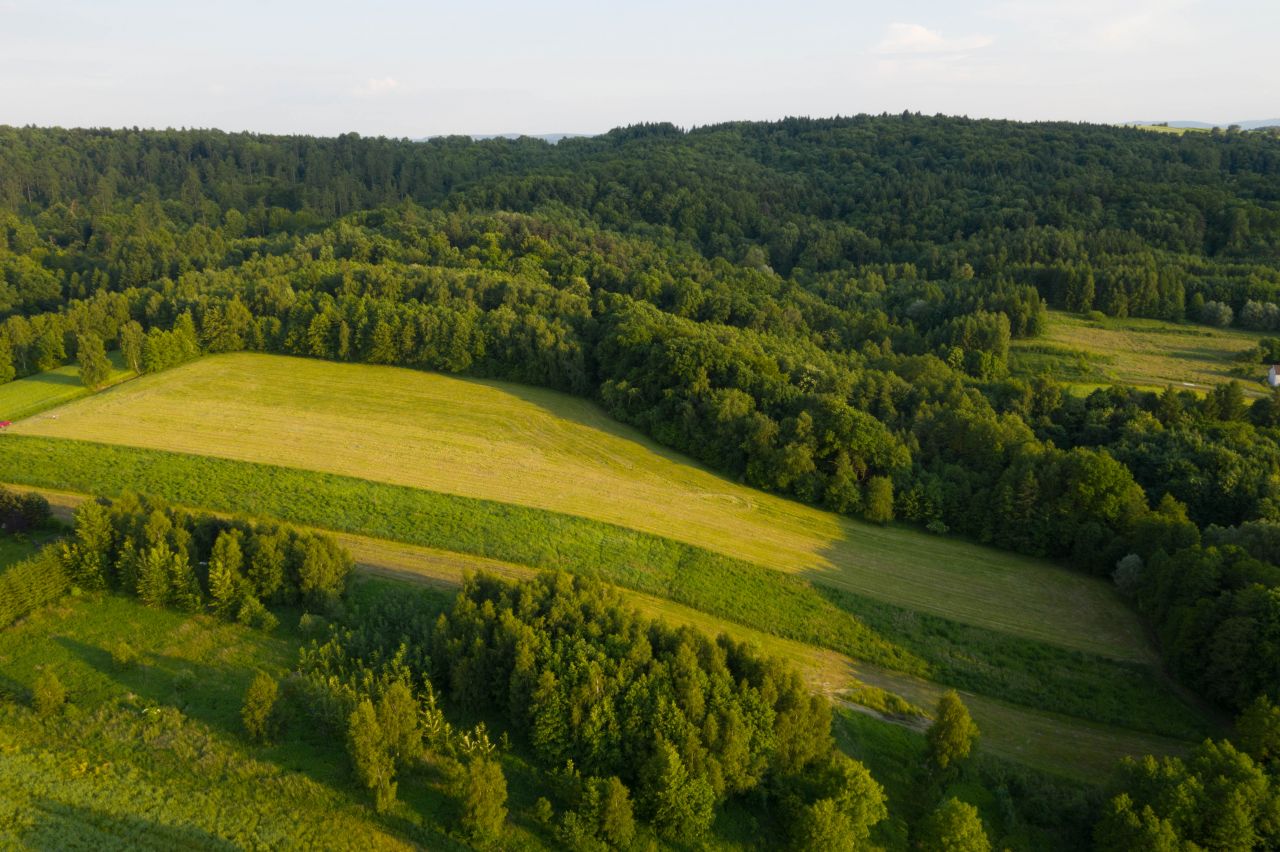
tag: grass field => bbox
[0,353,134,421]
[334,532,1195,781]
[7,352,1152,664]
[1012,311,1266,395]
[1128,124,1213,135]
[24,481,1208,777]
[0,537,39,570]
[0,438,1212,737]
[0,595,472,849]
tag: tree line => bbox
[57,493,351,626]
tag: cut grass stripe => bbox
[0,437,1211,741]
[0,434,923,676]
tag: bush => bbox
[0,486,52,533]
[110,640,139,670]
[242,671,280,743]
[237,596,279,631]
[172,668,197,693]
[32,670,66,716]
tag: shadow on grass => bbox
[0,670,30,703]
[21,370,82,388]
[50,635,465,848]
[53,636,254,735]
[21,796,239,851]
[454,369,755,486]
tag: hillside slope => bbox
[12,352,1150,662]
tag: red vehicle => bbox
[0,421,10,429]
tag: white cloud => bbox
[876,23,994,55]
[354,77,400,97]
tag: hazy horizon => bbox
[1,0,1277,138]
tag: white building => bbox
[1269,365,1280,388]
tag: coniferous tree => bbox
[114,538,141,594]
[457,755,508,845]
[248,531,287,601]
[167,548,204,613]
[208,530,244,618]
[241,671,279,743]
[136,543,173,607]
[348,698,397,813]
[61,500,113,589]
[641,739,716,841]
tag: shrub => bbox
[0,486,51,533]
[172,668,196,693]
[32,670,66,716]
[110,640,139,670]
[242,671,280,743]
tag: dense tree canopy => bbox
[4,119,1280,715]
[4,118,1280,807]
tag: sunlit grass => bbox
[0,352,134,421]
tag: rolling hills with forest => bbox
[3,115,1280,849]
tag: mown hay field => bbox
[8,353,1149,663]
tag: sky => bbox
[0,0,1276,137]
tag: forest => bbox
[3,115,1280,848]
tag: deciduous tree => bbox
[927,690,979,771]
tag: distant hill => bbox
[416,132,593,144]
[1127,119,1280,130]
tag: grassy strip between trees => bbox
[0,435,1210,741]
[817,586,1211,742]
[0,435,921,674]
[0,352,133,422]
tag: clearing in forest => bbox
[1011,310,1267,395]
[11,352,1149,663]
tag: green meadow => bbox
[1012,310,1267,395]
[0,353,1217,786]
[0,434,1210,748]
[10,353,1149,662]
[0,352,133,422]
